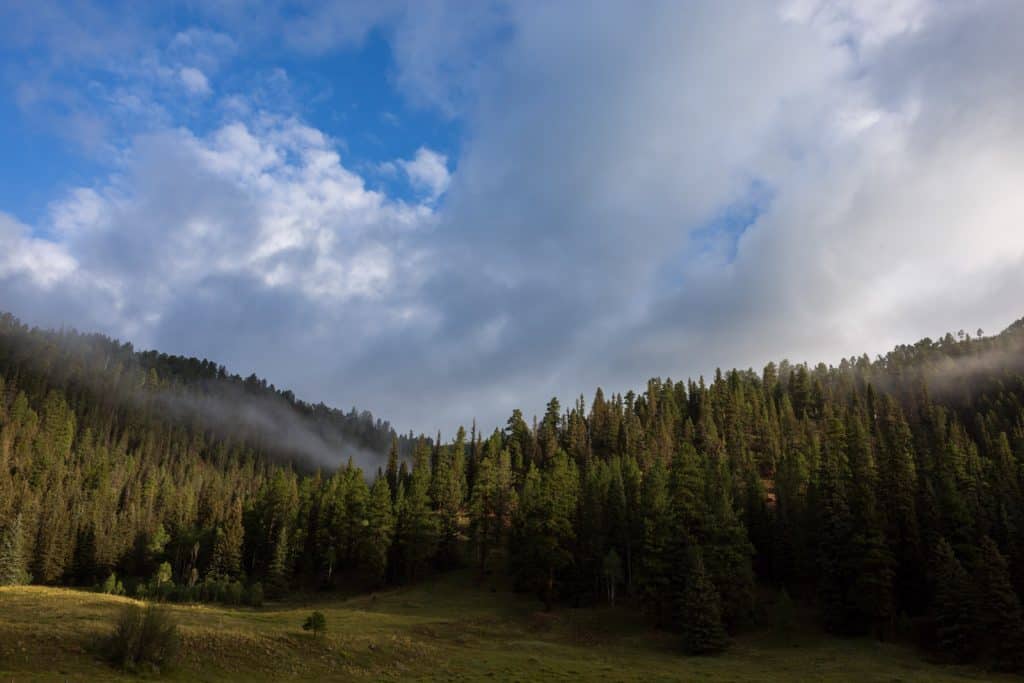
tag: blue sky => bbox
[0,9,462,223]
[2,1,1024,435]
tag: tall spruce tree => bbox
[681,548,729,654]
[974,536,1024,670]
[362,474,395,586]
[432,428,467,569]
[0,513,29,585]
[931,538,975,663]
[398,440,437,583]
[639,457,673,627]
[469,444,515,579]
[209,499,244,580]
[511,454,578,610]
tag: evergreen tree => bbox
[815,409,856,633]
[469,445,515,579]
[0,513,29,585]
[209,499,245,580]
[432,428,467,569]
[702,481,755,629]
[71,525,99,586]
[511,454,578,610]
[362,474,395,586]
[398,441,437,582]
[639,457,673,626]
[876,396,924,612]
[681,549,728,654]
[931,538,974,663]
[386,436,400,502]
[973,536,1024,670]
[266,525,290,598]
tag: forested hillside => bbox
[2,312,1024,668]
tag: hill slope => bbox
[0,573,1013,682]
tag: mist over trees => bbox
[2,311,1024,667]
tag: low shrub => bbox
[102,603,180,673]
[303,611,327,638]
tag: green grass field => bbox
[0,575,1012,681]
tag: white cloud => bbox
[4,0,1024,436]
[0,213,77,288]
[0,115,437,361]
[179,67,211,96]
[399,147,451,201]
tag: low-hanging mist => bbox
[0,311,404,475]
[145,380,387,473]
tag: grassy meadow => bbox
[0,573,1012,681]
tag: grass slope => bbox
[0,574,1011,682]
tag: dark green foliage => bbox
[432,427,467,569]
[362,474,395,586]
[100,572,126,595]
[469,440,515,579]
[209,500,244,580]
[681,549,729,655]
[973,537,1024,670]
[303,611,327,638]
[703,498,755,630]
[639,458,673,626]
[397,441,437,583]
[103,603,180,673]
[510,455,578,610]
[931,538,974,663]
[0,514,29,585]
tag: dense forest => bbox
[2,311,1024,668]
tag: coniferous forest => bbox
[2,311,1024,669]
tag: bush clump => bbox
[303,611,327,638]
[103,603,180,673]
[99,572,126,596]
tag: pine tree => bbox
[71,524,99,586]
[681,548,729,654]
[669,443,705,540]
[33,502,71,584]
[266,524,290,598]
[469,446,516,579]
[0,513,29,585]
[342,465,370,572]
[432,428,467,569]
[362,474,395,586]
[398,441,437,582]
[815,408,856,633]
[876,396,923,613]
[538,398,562,464]
[386,436,400,502]
[511,454,578,610]
[209,499,244,580]
[639,458,672,626]
[702,479,755,630]
[619,455,643,594]
[974,536,1024,670]
[931,538,974,662]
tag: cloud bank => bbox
[3,0,1024,435]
